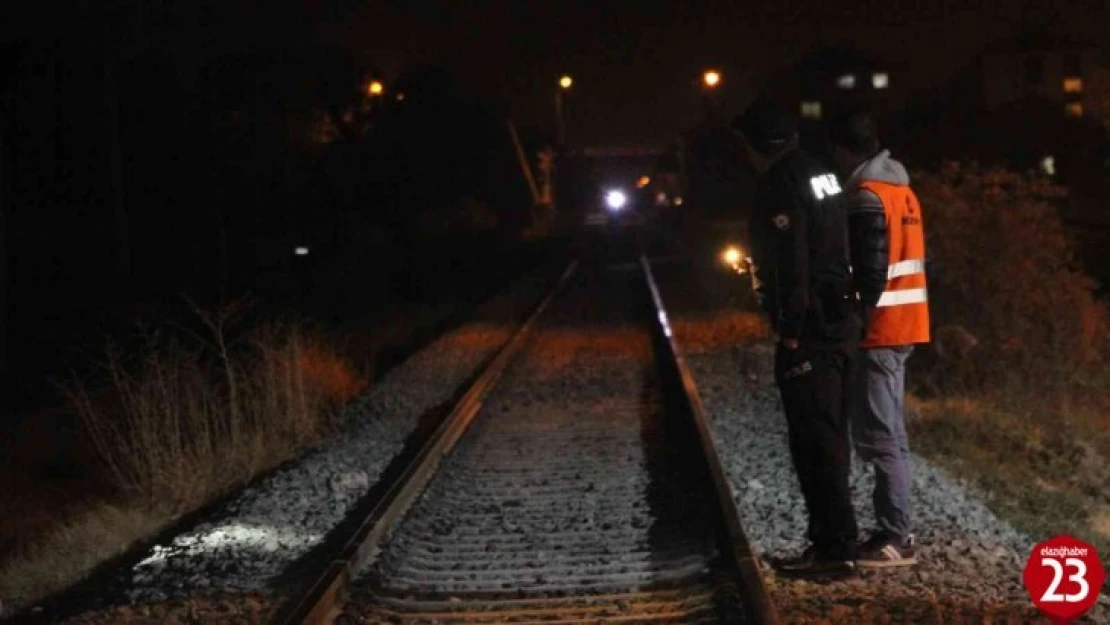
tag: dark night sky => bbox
[328,0,1110,145]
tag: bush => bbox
[69,304,365,512]
[914,164,1109,401]
[909,164,1110,553]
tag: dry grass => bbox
[0,305,365,615]
[0,504,173,616]
[908,396,1110,557]
[70,315,364,510]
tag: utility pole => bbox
[555,75,573,147]
[555,90,566,146]
[506,119,541,227]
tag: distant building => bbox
[1088,64,1110,128]
[765,45,904,126]
[980,32,1106,124]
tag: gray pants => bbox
[852,346,914,545]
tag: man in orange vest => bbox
[830,111,930,569]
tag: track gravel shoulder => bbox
[653,263,1109,624]
[49,271,553,625]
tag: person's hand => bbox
[859,305,874,340]
[780,337,799,349]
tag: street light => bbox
[367,80,384,97]
[555,74,573,145]
[703,70,721,88]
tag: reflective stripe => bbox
[876,287,928,307]
[887,259,926,279]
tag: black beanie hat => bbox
[732,100,797,155]
[828,109,880,155]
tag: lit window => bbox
[872,72,889,89]
[1064,77,1083,93]
[836,74,856,89]
[800,101,822,120]
[1065,102,1083,117]
[1041,156,1056,176]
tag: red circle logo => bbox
[1023,535,1106,623]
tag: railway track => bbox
[269,253,778,625]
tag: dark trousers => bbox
[774,343,858,560]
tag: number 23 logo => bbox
[1040,557,1089,603]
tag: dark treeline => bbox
[0,2,534,409]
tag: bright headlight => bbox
[605,189,628,211]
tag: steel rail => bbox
[269,260,578,625]
[639,254,781,625]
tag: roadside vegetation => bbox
[674,163,1110,567]
[908,164,1110,557]
[0,304,364,614]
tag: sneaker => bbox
[771,545,816,569]
[855,533,916,569]
[774,546,858,580]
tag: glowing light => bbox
[1065,102,1083,117]
[658,311,672,337]
[1041,155,1056,176]
[800,101,822,120]
[295,246,310,256]
[367,80,384,96]
[605,189,628,211]
[673,196,684,206]
[721,245,750,274]
[637,176,651,188]
[396,92,406,101]
[703,70,721,88]
[1064,77,1083,93]
[655,191,668,206]
[872,72,889,89]
[559,75,573,89]
[837,74,856,89]
[722,246,742,266]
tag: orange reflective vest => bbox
[859,180,930,347]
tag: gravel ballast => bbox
[347,266,728,624]
[655,261,1109,623]
[43,271,555,625]
[124,273,553,602]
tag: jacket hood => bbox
[847,149,910,187]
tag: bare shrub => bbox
[68,304,365,513]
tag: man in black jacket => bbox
[732,100,861,579]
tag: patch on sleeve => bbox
[772,213,790,230]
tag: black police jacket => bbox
[749,149,861,347]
